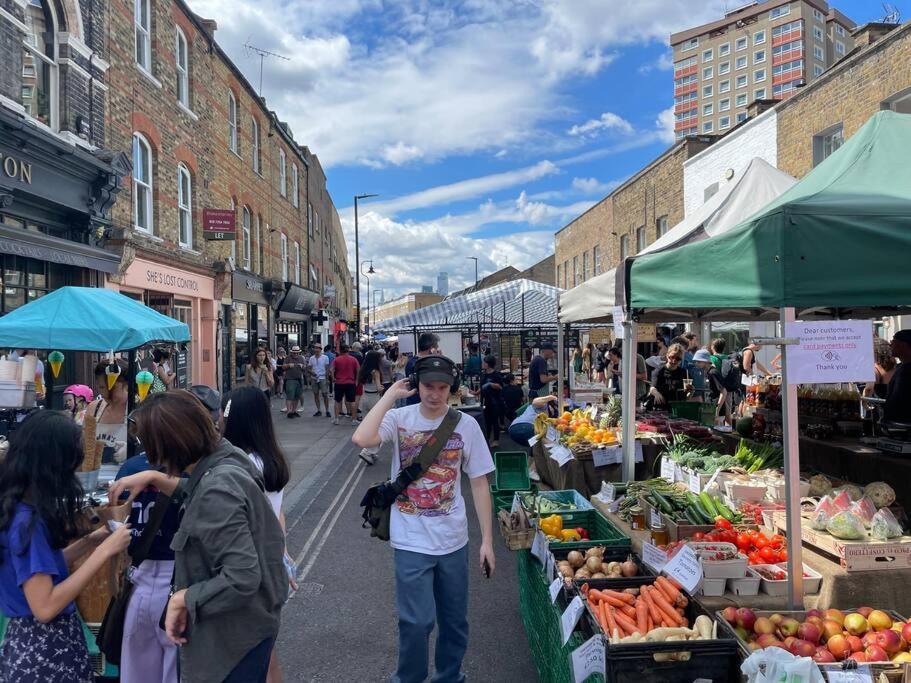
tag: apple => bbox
[821,619,844,642]
[902,622,911,644]
[847,635,864,653]
[769,613,784,626]
[825,609,846,626]
[735,626,750,640]
[757,634,781,649]
[798,622,822,644]
[748,641,762,651]
[754,617,776,636]
[892,652,911,663]
[861,632,878,649]
[813,648,837,663]
[849,652,868,663]
[827,635,851,661]
[868,610,893,631]
[806,609,824,619]
[857,607,874,618]
[736,608,757,632]
[806,616,824,628]
[865,644,889,662]
[783,636,799,652]
[779,618,800,638]
[877,629,903,656]
[722,606,738,625]
[791,639,817,658]
[844,613,869,636]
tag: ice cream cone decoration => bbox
[105,362,121,391]
[136,370,154,401]
[48,351,64,379]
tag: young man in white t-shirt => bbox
[353,355,495,683]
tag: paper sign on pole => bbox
[784,320,874,384]
[549,577,563,604]
[663,544,703,594]
[561,595,585,645]
[570,634,606,683]
[612,306,625,340]
[635,441,644,464]
[550,445,574,467]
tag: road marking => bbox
[293,460,366,579]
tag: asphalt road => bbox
[271,400,537,682]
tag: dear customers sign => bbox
[784,320,875,384]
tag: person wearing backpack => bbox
[352,356,495,683]
[693,349,730,426]
[742,342,770,378]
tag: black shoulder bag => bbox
[360,408,461,541]
[97,491,171,664]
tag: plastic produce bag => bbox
[826,511,867,540]
[871,507,903,540]
[849,496,877,527]
[741,647,825,683]
[831,489,853,511]
[811,496,835,530]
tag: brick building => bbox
[671,0,855,138]
[555,137,712,290]
[100,0,349,390]
[373,292,444,327]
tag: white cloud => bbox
[656,106,677,144]
[638,51,675,74]
[567,112,635,138]
[380,142,424,166]
[571,177,617,195]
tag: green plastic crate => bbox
[489,484,516,513]
[517,489,594,514]
[494,451,530,491]
[669,401,716,425]
[545,508,630,549]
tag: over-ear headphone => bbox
[408,355,461,394]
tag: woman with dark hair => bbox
[109,391,286,683]
[355,350,386,465]
[0,411,131,682]
[245,347,275,396]
[90,358,130,464]
[481,355,505,447]
[151,348,175,392]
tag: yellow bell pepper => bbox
[540,514,563,537]
[560,529,582,542]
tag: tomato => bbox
[769,534,785,548]
[736,532,753,552]
[759,546,778,563]
[721,530,737,544]
[778,549,788,561]
[748,551,761,565]
[691,532,705,541]
[714,517,733,530]
[754,535,770,549]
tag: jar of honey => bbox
[630,506,646,531]
[650,521,669,546]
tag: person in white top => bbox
[221,385,291,683]
[353,355,495,683]
[306,344,331,418]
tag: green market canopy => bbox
[0,286,191,352]
[629,111,911,311]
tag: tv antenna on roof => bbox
[881,2,901,24]
[243,41,291,96]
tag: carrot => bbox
[648,585,684,626]
[676,595,688,608]
[665,575,683,591]
[655,576,679,603]
[614,609,639,636]
[619,603,637,620]
[647,614,653,632]
[598,600,610,634]
[640,586,663,625]
[601,589,636,604]
[636,598,648,635]
[604,603,619,636]
[599,594,634,610]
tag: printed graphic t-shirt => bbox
[380,405,495,555]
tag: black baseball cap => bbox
[540,342,556,351]
[190,385,221,421]
[415,355,458,385]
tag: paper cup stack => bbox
[0,358,18,382]
[19,355,37,386]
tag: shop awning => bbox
[629,111,911,310]
[375,279,561,332]
[558,158,796,323]
[0,286,190,351]
[0,225,121,274]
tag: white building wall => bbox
[683,109,778,216]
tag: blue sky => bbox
[189,0,902,299]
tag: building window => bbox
[813,124,844,166]
[572,255,579,286]
[736,36,747,51]
[702,48,713,62]
[813,26,824,41]
[241,207,251,269]
[175,28,189,107]
[294,242,301,285]
[736,74,748,88]
[736,55,747,70]
[702,66,713,79]
[702,84,713,98]
[814,45,824,61]
[619,234,629,262]
[737,93,748,107]
[291,163,299,207]
[754,49,765,63]
[251,119,260,173]
[134,0,151,70]
[280,234,288,280]
[719,116,731,130]
[719,98,730,111]
[675,55,697,71]
[22,64,35,78]
[132,133,153,234]
[835,41,845,55]
[636,226,646,252]
[772,58,803,78]
[813,8,824,21]
[754,87,766,99]
[556,264,561,287]
[719,79,731,93]
[703,102,713,116]
[562,260,569,289]
[279,150,287,196]
[737,111,748,123]
[703,120,714,133]
[772,20,802,39]
[681,37,698,51]
[882,87,911,114]
[719,43,730,56]
[307,203,313,237]
[656,216,669,238]
[314,211,320,234]
[582,251,590,281]
[177,164,192,248]
[255,215,262,273]
[719,61,730,75]
[814,64,823,76]
[593,245,601,275]
[769,4,790,19]
[835,24,846,36]
[754,30,766,45]
[22,0,58,128]
[228,93,238,153]
[754,68,766,82]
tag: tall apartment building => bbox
[672,0,855,138]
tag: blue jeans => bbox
[507,422,535,447]
[393,545,469,683]
[222,637,274,683]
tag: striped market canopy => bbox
[374,279,562,332]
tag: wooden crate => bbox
[771,511,911,572]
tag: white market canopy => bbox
[558,157,797,324]
[374,279,562,332]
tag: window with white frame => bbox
[294,242,301,285]
[813,26,824,41]
[593,245,601,275]
[702,48,713,62]
[754,49,765,63]
[22,1,58,128]
[736,74,748,88]
[719,43,730,56]
[228,93,238,153]
[656,215,669,238]
[279,150,287,196]
[813,124,844,166]
[772,38,803,57]
[814,64,823,76]
[582,251,589,281]
[719,61,730,75]
[175,28,189,107]
[814,45,824,61]
[719,116,731,130]
[719,98,730,111]
[132,133,153,233]
[835,24,846,36]
[754,68,766,82]
[177,164,192,248]
[703,102,713,116]
[251,119,260,173]
[737,92,748,107]
[280,233,288,280]
[754,30,766,45]
[737,112,748,123]
[315,211,320,234]
[772,20,801,38]
[719,79,731,93]
[754,87,766,99]
[736,55,747,69]
[681,37,698,51]
[769,4,790,19]
[307,203,313,236]
[619,234,629,261]
[636,227,646,253]
[703,84,713,98]
[291,164,299,207]
[703,66,713,79]
[772,59,803,78]
[22,63,35,78]
[572,255,579,286]
[703,120,714,133]
[675,55,697,71]
[736,36,747,51]
[835,41,845,55]
[135,0,151,70]
[813,8,824,21]
[242,207,251,269]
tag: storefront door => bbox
[173,300,192,386]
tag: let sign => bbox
[203,208,236,240]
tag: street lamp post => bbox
[360,260,375,339]
[373,289,382,338]
[467,256,479,287]
[354,193,380,335]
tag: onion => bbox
[585,546,605,559]
[620,555,638,577]
[601,562,611,574]
[607,561,621,574]
[591,572,606,579]
[575,568,591,579]
[567,551,585,569]
[559,565,574,578]
[585,556,602,574]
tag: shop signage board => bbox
[174,351,188,389]
[521,330,579,350]
[202,208,236,240]
[560,595,585,645]
[784,320,874,384]
[231,272,270,306]
[570,634,605,683]
[593,446,620,468]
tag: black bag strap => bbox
[129,491,171,569]
[394,408,461,489]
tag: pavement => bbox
[270,395,538,682]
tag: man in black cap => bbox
[884,330,911,424]
[528,342,558,399]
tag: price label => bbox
[531,529,548,565]
[546,425,558,443]
[607,498,622,513]
[660,458,676,482]
[663,543,703,594]
[642,542,668,572]
[561,595,585,645]
[546,551,556,580]
[528,433,540,448]
[688,471,702,495]
[550,445,574,467]
[703,468,722,494]
[570,634,606,683]
[592,447,613,468]
[650,508,662,528]
[827,668,874,683]
[602,483,616,502]
[549,576,563,604]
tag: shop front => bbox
[111,257,216,386]
[231,272,280,385]
[275,283,319,351]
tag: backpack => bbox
[719,351,743,391]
